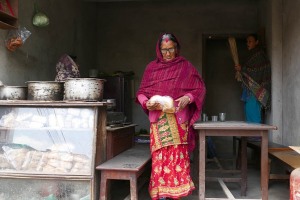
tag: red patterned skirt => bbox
[149,144,195,199]
[149,112,195,199]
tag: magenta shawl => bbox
[136,34,206,151]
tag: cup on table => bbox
[211,115,218,122]
[219,113,226,122]
[202,113,208,122]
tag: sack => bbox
[32,3,49,27]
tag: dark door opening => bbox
[202,35,249,121]
[202,34,249,157]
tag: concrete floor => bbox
[109,158,290,200]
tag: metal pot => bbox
[0,86,27,100]
[27,81,64,101]
[64,78,105,101]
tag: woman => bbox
[235,34,271,124]
[136,33,206,200]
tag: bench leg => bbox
[100,172,108,200]
[268,157,271,186]
[129,175,138,200]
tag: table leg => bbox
[233,136,237,168]
[241,136,247,196]
[261,131,268,200]
[199,132,206,200]
[192,136,199,194]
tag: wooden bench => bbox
[246,140,290,152]
[244,141,297,181]
[96,144,151,200]
[268,148,300,179]
[234,137,300,181]
[233,136,290,155]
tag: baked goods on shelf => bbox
[1,145,91,174]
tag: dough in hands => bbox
[149,95,175,113]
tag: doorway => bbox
[202,34,249,157]
[202,35,249,121]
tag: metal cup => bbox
[202,113,207,122]
[219,113,226,122]
[211,115,218,122]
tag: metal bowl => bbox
[27,81,64,101]
[64,78,105,101]
[0,86,27,100]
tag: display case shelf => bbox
[0,127,94,131]
[0,177,91,200]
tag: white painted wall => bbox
[282,0,300,146]
[265,0,283,143]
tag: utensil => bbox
[201,113,207,122]
[27,81,64,101]
[202,113,207,122]
[64,78,105,101]
[0,86,27,100]
[211,116,218,122]
[219,113,226,122]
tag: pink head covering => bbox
[156,33,181,60]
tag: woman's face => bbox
[160,40,177,61]
[247,36,259,50]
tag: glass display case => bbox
[0,178,91,200]
[0,101,107,200]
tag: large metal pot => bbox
[27,81,64,101]
[64,78,105,101]
[0,86,27,100]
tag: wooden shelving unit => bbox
[0,0,18,29]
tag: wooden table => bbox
[193,121,277,200]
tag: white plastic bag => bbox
[5,27,31,52]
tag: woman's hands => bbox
[235,64,241,71]
[145,101,162,111]
[175,95,190,112]
[145,95,191,112]
[234,64,242,81]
